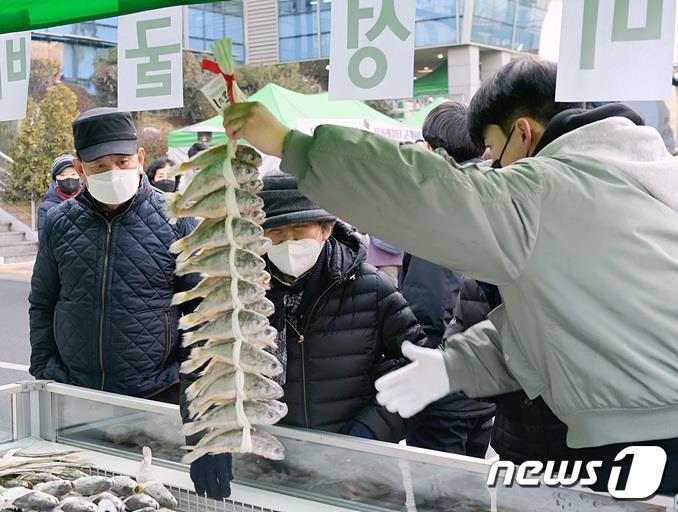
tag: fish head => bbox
[253,298,275,318]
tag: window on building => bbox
[278,0,319,61]
[513,0,549,53]
[471,0,516,49]
[415,0,461,47]
[188,1,245,62]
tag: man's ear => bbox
[321,223,334,241]
[137,147,146,168]
[515,118,534,155]
[73,158,87,184]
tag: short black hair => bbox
[422,102,485,162]
[188,142,210,159]
[468,58,585,147]
[146,157,175,182]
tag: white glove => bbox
[375,341,451,418]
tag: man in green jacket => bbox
[224,59,678,495]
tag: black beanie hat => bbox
[259,172,336,230]
[51,154,75,180]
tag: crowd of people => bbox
[28,57,678,501]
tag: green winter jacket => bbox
[279,115,678,449]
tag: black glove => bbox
[339,420,377,440]
[190,453,233,500]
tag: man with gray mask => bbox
[29,107,199,404]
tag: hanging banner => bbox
[329,0,416,101]
[556,0,676,101]
[118,7,183,112]
[296,118,422,142]
[0,31,31,122]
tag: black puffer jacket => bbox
[29,175,199,398]
[37,184,65,241]
[445,277,571,464]
[268,223,426,442]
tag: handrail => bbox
[45,382,180,416]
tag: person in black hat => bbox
[27,107,231,495]
[257,172,429,441]
[37,154,82,241]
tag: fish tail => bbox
[171,289,194,306]
[179,422,205,437]
[180,358,201,375]
[164,193,183,220]
[178,314,195,331]
[169,236,186,254]
[180,447,205,465]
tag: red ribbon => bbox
[202,58,236,105]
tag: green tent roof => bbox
[0,0,222,34]
[404,98,448,127]
[413,61,448,97]
[169,83,399,148]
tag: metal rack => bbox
[0,381,675,512]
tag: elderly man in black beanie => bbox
[37,154,82,241]
[258,172,429,441]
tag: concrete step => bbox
[0,232,25,246]
[0,254,36,265]
[0,241,38,258]
[0,221,10,233]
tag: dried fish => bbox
[123,493,160,511]
[34,479,73,497]
[11,489,60,511]
[72,475,114,495]
[181,339,282,377]
[139,482,177,509]
[91,491,124,511]
[174,246,265,278]
[187,373,283,418]
[165,186,263,219]
[60,495,98,512]
[169,216,263,257]
[182,429,285,464]
[110,475,141,497]
[168,43,283,462]
[181,400,288,437]
[181,309,270,343]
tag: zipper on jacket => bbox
[162,311,173,366]
[292,277,343,428]
[98,221,112,391]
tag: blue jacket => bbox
[37,184,64,241]
[29,176,199,398]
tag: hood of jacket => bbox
[536,103,678,213]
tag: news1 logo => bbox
[487,446,667,500]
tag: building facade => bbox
[31,0,553,101]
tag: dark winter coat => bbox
[29,175,199,398]
[37,184,65,241]
[268,222,426,442]
[399,254,463,347]
[444,277,571,464]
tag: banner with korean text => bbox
[329,0,416,101]
[556,0,676,101]
[118,7,183,112]
[0,31,31,122]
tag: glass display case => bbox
[0,381,673,512]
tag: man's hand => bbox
[375,341,451,418]
[223,102,291,158]
[190,453,233,500]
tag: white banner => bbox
[556,0,676,101]
[0,31,31,122]
[329,0,416,101]
[118,7,183,112]
[296,118,422,142]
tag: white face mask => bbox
[86,168,140,205]
[268,229,324,279]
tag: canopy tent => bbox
[404,98,448,127]
[0,0,223,34]
[413,61,449,97]
[168,83,400,148]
